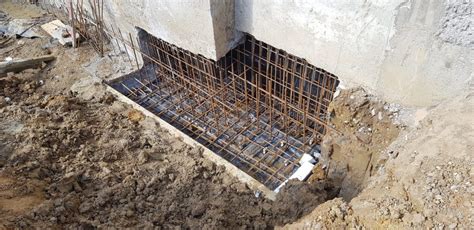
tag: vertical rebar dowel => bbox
[128,33,140,70]
[68,0,76,48]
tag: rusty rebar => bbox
[102,29,338,189]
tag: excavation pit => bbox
[108,31,339,191]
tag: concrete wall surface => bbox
[236,0,473,106]
[49,0,472,107]
[210,0,243,59]
[49,0,224,60]
[101,0,218,60]
[100,0,246,60]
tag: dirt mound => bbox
[0,73,332,228]
[317,87,400,200]
[270,180,330,224]
[283,86,474,228]
[0,73,43,103]
[0,33,330,229]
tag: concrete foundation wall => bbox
[101,0,218,60]
[50,0,472,107]
[235,0,473,106]
[210,0,243,59]
[50,0,223,60]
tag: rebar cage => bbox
[109,30,339,190]
[109,31,338,189]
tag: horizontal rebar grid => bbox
[108,30,338,190]
[35,0,336,189]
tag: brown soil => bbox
[0,1,45,19]
[0,5,331,229]
[0,42,333,228]
[282,73,474,229]
[316,87,401,200]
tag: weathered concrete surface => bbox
[210,0,243,59]
[101,0,217,59]
[49,0,472,107]
[236,0,473,106]
[99,0,243,60]
[52,0,230,60]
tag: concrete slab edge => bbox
[105,84,278,201]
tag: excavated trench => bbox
[0,29,400,229]
[107,28,399,201]
[0,2,433,228]
[108,28,339,193]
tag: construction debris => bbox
[299,153,317,165]
[41,19,78,46]
[0,55,55,74]
[0,14,43,39]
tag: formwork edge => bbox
[105,84,278,201]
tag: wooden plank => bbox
[0,55,55,74]
[41,19,79,46]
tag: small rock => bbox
[54,199,63,207]
[189,146,203,156]
[412,213,425,224]
[378,112,383,120]
[137,152,149,164]
[79,202,92,213]
[330,206,344,218]
[390,210,401,220]
[127,109,144,123]
[191,204,206,217]
[126,209,134,217]
[454,173,464,183]
[388,151,399,159]
[231,182,248,193]
[0,96,7,108]
[450,185,458,191]
[308,164,326,182]
[254,191,261,198]
[355,131,371,144]
[202,160,215,171]
[423,209,436,218]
